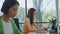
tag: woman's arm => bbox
[33,23,46,30]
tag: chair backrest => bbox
[13,18,22,32]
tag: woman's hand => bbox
[43,27,47,30]
[37,27,47,31]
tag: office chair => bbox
[13,18,22,32]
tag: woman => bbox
[0,0,21,34]
[23,8,46,34]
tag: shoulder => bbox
[25,18,30,24]
[26,18,30,21]
[9,18,15,25]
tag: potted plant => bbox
[49,18,57,32]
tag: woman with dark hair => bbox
[23,8,46,34]
[0,0,21,34]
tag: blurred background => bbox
[0,0,60,34]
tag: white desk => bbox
[28,30,56,34]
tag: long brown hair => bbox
[27,8,36,25]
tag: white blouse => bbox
[2,19,13,34]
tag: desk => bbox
[28,30,56,34]
[28,32,56,34]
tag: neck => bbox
[2,14,10,22]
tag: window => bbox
[58,0,60,22]
[41,0,56,22]
[16,0,25,32]
[16,0,26,23]
[57,0,60,34]
[0,0,58,32]
[0,0,4,16]
[27,0,33,13]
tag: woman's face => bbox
[8,4,19,18]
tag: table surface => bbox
[28,30,56,34]
[28,32,56,34]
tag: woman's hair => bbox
[1,0,19,14]
[27,8,36,25]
